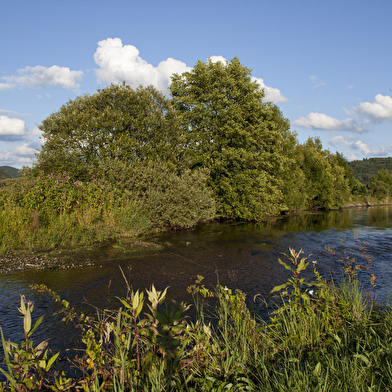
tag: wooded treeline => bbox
[348,158,392,184]
[3,57,392,239]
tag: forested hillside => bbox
[0,168,9,180]
[0,166,19,179]
[348,158,392,184]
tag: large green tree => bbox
[35,83,183,178]
[295,137,351,209]
[170,57,296,219]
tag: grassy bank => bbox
[1,246,391,391]
[0,168,216,257]
[0,172,152,255]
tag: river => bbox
[0,205,392,359]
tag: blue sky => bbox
[1,0,391,168]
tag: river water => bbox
[1,206,392,358]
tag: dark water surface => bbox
[1,206,392,356]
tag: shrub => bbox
[97,159,216,229]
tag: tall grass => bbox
[0,172,150,254]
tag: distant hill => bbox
[0,166,19,179]
[0,168,9,180]
[348,157,392,184]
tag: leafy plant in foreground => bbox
[0,296,71,391]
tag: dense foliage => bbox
[0,172,149,253]
[96,158,216,229]
[170,57,297,219]
[293,138,352,209]
[0,168,8,181]
[35,83,184,179]
[349,157,392,184]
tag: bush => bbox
[97,159,216,229]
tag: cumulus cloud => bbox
[2,65,83,90]
[31,126,42,136]
[209,55,228,64]
[352,94,392,121]
[331,135,386,156]
[94,38,191,93]
[251,77,288,103]
[294,112,365,133]
[208,55,287,103]
[94,39,287,102]
[0,143,37,166]
[0,116,27,141]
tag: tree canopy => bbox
[35,83,183,178]
[32,57,379,223]
[170,57,297,219]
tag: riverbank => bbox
[0,239,163,274]
[2,203,391,274]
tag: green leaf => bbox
[0,327,13,377]
[296,258,309,273]
[28,314,44,338]
[46,351,60,371]
[270,282,289,293]
[23,307,32,336]
[277,258,293,271]
[313,362,321,377]
[117,297,132,310]
[354,353,370,366]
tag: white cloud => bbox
[94,38,191,93]
[31,126,42,136]
[310,75,326,88]
[0,143,37,167]
[352,94,392,121]
[294,112,365,133]
[331,135,386,156]
[2,65,83,90]
[0,83,13,91]
[0,109,30,116]
[252,77,288,103]
[0,116,27,140]
[209,55,287,103]
[294,112,340,129]
[209,55,228,64]
[94,39,287,102]
[12,143,37,157]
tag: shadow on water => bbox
[0,206,391,359]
